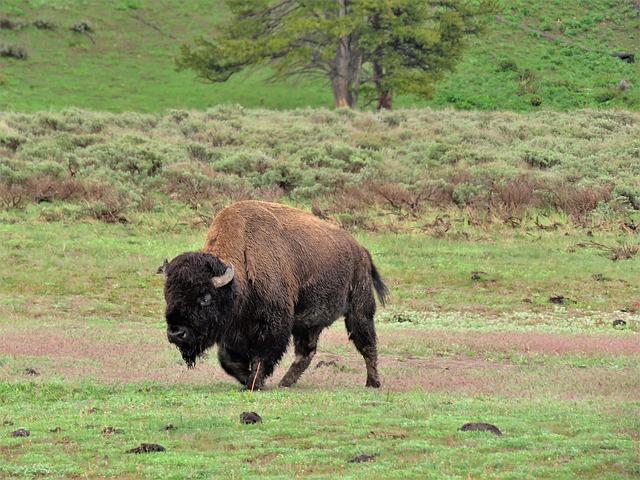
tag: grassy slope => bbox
[0,0,638,112]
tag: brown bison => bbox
[159,200,388,389]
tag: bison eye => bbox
[199,293,212,307]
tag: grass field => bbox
[0,211,639,478]
[0,0,638,112]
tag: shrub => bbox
[521,148,562,169]
[162,163,219,210]
[452,183,487,206]
[547,183,612,220]
[0,18,20,30]
[491,176,541,210]
[0,45,27,60]
[33,19,56,30]
[373,182,429,218]
[614,186,640,210]
[0,183,26,209]
[0,132,26,151]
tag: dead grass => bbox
[575,241,640,261]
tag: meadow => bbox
[0,211,639,478]
[0,0,639,112]
[0,107,639,478]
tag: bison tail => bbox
[371,262,389,307]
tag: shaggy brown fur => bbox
[162,200,388,389]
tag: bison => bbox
[158,200,388,389]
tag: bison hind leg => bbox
[279,327,323,388]
[345,291,381,388]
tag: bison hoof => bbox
[366,378,381,388]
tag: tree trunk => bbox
[332,38,351,108]
[373,59,392,110]
[376,91,393,110]
[330,0,360,108]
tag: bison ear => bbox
[156,258,169,277]
[212,265,234,288]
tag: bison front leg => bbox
[245,328,290,390]
[279,327,322,388]
[218,344,250,386]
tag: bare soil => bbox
[1,324,638,399]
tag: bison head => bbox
[158,253,235,368]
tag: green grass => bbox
[2,209,639,319]
[1,383,638,479]
[0,0,638,112]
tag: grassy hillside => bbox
[2,107,640,231]
[0,0,638,112]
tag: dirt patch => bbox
[240,412,262,424]
[459,422,502,436]
[377,328,640,357]
[126,443,165,454]
[1,324,638,399]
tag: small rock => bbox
[25,368,39,376]
[11,428,30,437]
[612,319,627,329]
[240,412,262,424]
[162,423,176,431]
[458,422,502,436]
[126,443,165,454]
[350,454,376,463]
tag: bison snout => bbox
[167,325,189,344]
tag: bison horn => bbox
[212,265,234,288]
[157,258,169,276]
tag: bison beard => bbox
[160,200,388,389]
